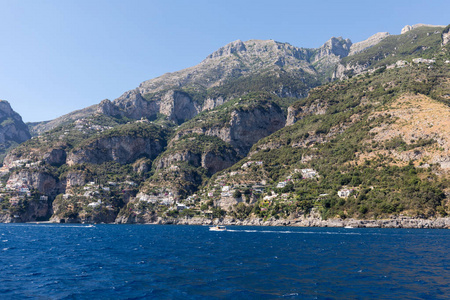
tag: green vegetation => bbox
[207,70,320,102]
[342,26,447,70]
[163,133,239,161]
[217,61,450,220]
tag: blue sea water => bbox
[0,224,449,299]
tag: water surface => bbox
[0,224,448,299]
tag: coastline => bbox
[3,212,450,228]
[118,215,450,229]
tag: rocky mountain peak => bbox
[315,37,352,61]
[0,100,14,115]
[0,100,31,158]
[207,39,247,59]
[0,100,27,129]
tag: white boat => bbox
[209,225,227,231]
[344,225,354,229]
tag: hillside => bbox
[1,24,450,226]
[336,24,448,78]
[204,61,450,222]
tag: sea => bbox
[0,224,449,299]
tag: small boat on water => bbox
[209,225,227,231]
[344,225,354,229]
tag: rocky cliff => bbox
[348,32,390,55]
[0,100,31,160]
[8,170,61,196]
[67,124,168,165]
[174,97,286,156]
[0,199,50,223]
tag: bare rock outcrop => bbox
[43,148,67,166]
[349,32,390,55]
[64,171,87,188]
[286,100,328,126]
[156,148,237,175]
[443,26,450,46]
[175,102,285,156]
[0,100,31,153]
[313,37,352,62]
[0,199,50,223]
[401,24,445,34]
[160,90,200,124]
[312,37,352,79]
[102,90,159,120]
[67,135,165,166]
[8,170,60,196]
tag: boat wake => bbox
[226,229,361,235]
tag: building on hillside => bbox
[338,189,354,198]
[176,203,188,211]
[301,169,318,179]
[276,181,287,188]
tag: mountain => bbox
[0,100,31,161]
[30,37,356,134]
[2,24,450,226]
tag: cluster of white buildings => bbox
[138,192,175,206]
[4,159,30,169]
[4,177,31,197]
[412,58,435,64]
[73,119,113,133]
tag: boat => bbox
[209,225,227,231]
[344,225,354,229]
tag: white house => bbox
[338,189,354,198]
[301,169,318,179]
[277,181,287,188]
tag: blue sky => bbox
[0,0,449,122]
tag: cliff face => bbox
[8,170,60,196]
[156,147,238,175]
[175,101,286,156]
[0,199,50,223]
[0,101,31,159]
[97,91,159,120]
[67,135,166,165]
[286,100,328,126]
[443,26,450,46]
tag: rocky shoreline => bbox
[123,215,450,229]
[3,212,450,229]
